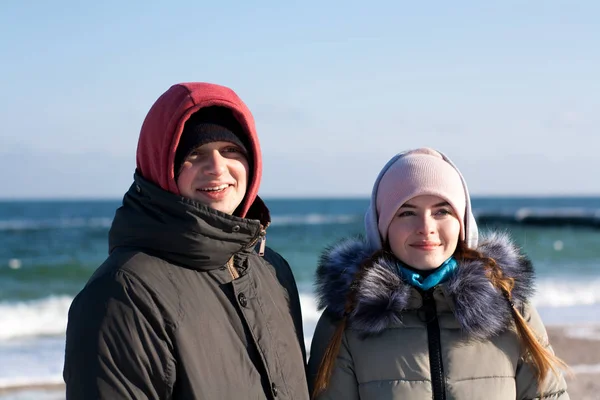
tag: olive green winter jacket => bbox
[308,234,568,400]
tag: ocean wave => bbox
[270,214,358,226]
[2,279,600,341]
[0,218,112,232]
[0,297,71,340]
[302,279,600,311]
[300,287,600,351]
[570,363,600,374]
[300,280,600,308]
[2,207,599,232]
[0,214,359,232]
[534,279,600,307]
[564,325,600,341]
[0,376,63,391]
[0,292,599,393]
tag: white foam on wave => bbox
[563,325,600,341]
[0,294,320,391]
[0,297,72,340]
[2,277,600,341]
[271,214,357,227]
[1,290,599,392]
[0,376,63,390]
[299,293,322,351]
[0,218,112,232]
[570,363,600,374]
[533,278,600,307]
[299,293,600,350]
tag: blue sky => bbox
[1,1,598,198]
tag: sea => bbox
[1,197,599,398]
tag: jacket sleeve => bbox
[308,310,360,400]
[264,247,307,363]
[515,303,570,400]
[63,270,176,400]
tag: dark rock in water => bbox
[475,208,600,228]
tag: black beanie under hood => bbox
[174,106,250,179]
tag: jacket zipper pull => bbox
[227,257,239,280]
[258,231,266,256]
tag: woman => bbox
[308,148,568,399]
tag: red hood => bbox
[136,82,263,219]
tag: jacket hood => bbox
[315,232,535,339]
[109,173,266,270]
[136,82,262,218]
[364,149,479,251]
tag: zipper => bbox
[246,224,268,256]
[257,230,266,256]
[228,223,269,279]
[226,257,239,280]
[422,289,446,400]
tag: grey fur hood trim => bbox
[314,232,535,339]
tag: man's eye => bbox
[222,147,248,158]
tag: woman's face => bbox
[387,194,461,270]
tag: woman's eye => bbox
[397,210,415,217]
[436,208,453,216]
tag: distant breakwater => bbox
[475,208,600,228]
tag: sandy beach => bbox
[548,325,600,400]
[0,383,64,400]
[1,325,598,399]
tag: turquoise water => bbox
[0,197,599,391]
[1,197,599,298]
[0,198,600,301]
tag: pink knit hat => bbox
[376,148,467,243]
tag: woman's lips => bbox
[410,243,441,251]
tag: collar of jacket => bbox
[315,232,535,340]
[108,172,270,271]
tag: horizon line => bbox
[1,194,600,202]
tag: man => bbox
[63,82,309,399]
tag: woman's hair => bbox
[312,253,381,398]
[312,243,568,398]
[453,241,569,384]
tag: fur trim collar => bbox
[315,232,534,339]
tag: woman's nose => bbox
[416,216,435,235]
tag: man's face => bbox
[176,141,249,215]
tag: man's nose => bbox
[204,150,227,175]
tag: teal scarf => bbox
[398,257,458,291]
